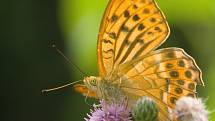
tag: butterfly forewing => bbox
[98,0,169,76]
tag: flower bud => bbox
[132,97,158,121]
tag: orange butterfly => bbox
[45,0,204,120]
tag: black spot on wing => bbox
[111,15,118,22]
[124,10,130,18]
[178,60,185,67]
[138,23,145,31]
[154,26,162,32]
[103,49,114,54]
[133,4,138,9]
[188,83,195,90]
[169,71,179,78]
[133,14,140,21]
[150,17,156,23]
[121,24,130,32]
[147,31,153,35]
[103,39,113,44]
[109,32,117,39]
[166,52,175,58]
[104,56,112,59]
[170,97,177,104]
[175,87,183,94]
[143,8,150,14]
[185,70,192,78]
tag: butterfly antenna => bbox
[52,44,88,77]
[42,80,82,93]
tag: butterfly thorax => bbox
[84,75,127,103]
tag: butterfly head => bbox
[83,76,101,93]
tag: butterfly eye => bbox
[90,80,97,86]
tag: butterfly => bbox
[73,0,204,120]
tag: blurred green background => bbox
[1,0,215,121]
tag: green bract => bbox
[132,97,158,121]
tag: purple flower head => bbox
[85,100,132,121]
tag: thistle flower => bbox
[173,96,208,121]
[132,97,158,121]
[85,100,132,121]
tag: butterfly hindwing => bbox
[98,0,170,76]
[118,48,203,120]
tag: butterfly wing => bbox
[96,1,204,120]
[97,0,170,76]
[118,48,204,120]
